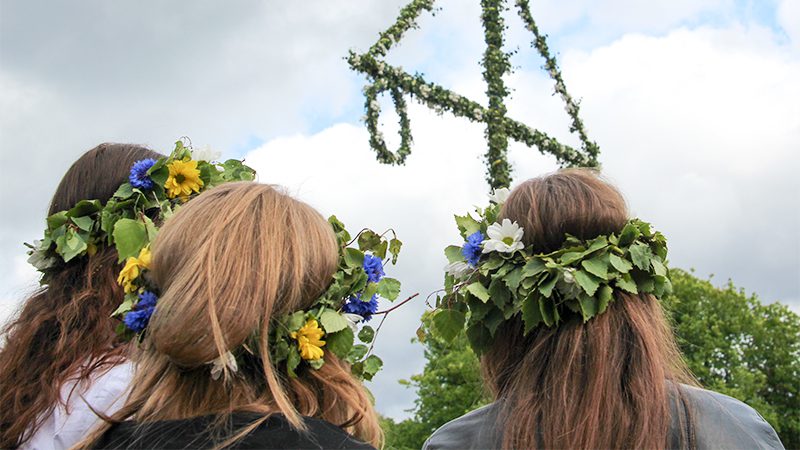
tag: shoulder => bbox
[25,361,134,450]
[243,414,374,449]
[424,403,500,450]
[675,384,785,450]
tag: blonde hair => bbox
[75,182,382,449]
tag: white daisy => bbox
[343,313,364,334]
[444,261,473,279]
[191,145,221,162]
[488,187,511,204]
[482,219,524,254]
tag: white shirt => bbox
[22,361,134,450]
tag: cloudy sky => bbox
[1,0,798,419]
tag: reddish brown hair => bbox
[0,143,162,448]
[483,168,696,449]
[75,183,382,449]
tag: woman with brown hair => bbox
[76,182,383,449]
[426,168,784,449]
[0,143,163,449]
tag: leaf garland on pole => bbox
[347,0,600,189]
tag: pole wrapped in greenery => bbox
[347,0,599,189]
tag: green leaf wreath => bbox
[433,188,672,354]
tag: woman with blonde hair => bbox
[426,168,784,449]
[77,182,390,449]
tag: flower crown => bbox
[261,218,404,381]
[25,140,256,338]
[433,188,672,355]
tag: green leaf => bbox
[629,242,654,271]
[466,282,491,303]
[388,238,402,264]
[325,328,354,358]
[272,340,289,362]
[445,245,464,263]
[343,248,364,268]
[609,253,633,273]
[67,199,101,217]
[372,240,388,260]
[574,269,601,296]
[113,182,134,199]
[362,355,383,380]
[61,228,88,262]
[466,323,492,355]
[539,298,559,327]
[433,309,466,341]
[652,258,668,277]
[484,308,504,336]
[286,311,307,331]
[597,285,613,314]
[348,344,369,361]
[149,165,169,187]
[307,358,324,370]
[618,222,641,246]
[538,274,558,298]
[71,215,95,232]
[467,294,492,321]
[522,258,546,277]
[358,325,375,343]
[362,281,379,301]
[578,294,598,321]
[112,218,148,262]
[504,267,523,291]
[521,296,543,334]
[488,279,511,311]
[319,310,349,333]
[454,214,481,237]
[581,253,609,280]
[376,277,401,301]
[616,273,638,294]
[357,230,382,252]
[286,347,301,378]
[46,212,69,230]
[143,216,159,242]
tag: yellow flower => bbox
[164,159,204,199]
[290,319,326,361]
[117,247,151,293]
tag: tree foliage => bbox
[383,268,800,449]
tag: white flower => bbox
[209,351,238,381]
[482,219,524,254]
[191,145,221,162]
[488,187,511,204]
[343,313,363,334]
[444,261,473,279]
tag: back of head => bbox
[484,168,694,449]
[78,182,381,448]
[0,143,163,448]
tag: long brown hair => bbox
[483,168,696,449]
[0,143,163,448]
[76,182,382,449]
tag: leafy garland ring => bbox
[433,189,672,354]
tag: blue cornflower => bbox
[123,306,155,332]
[462,231,485,267]
[342,294,379,321]
[129,158,157,190]
[362,254,385,283]
[137,290,158,309]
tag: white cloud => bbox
[778,0,800,48]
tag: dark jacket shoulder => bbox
[95,412,374,449]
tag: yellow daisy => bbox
[164,159,204,199]
[290,319,326,360]
[117,247,151,293]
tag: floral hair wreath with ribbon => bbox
[432,187,672,355]
[25,139,256,339]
